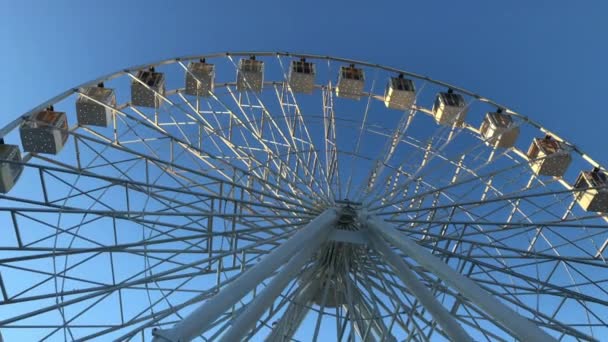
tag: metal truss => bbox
[0,52,606,341]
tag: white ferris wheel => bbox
[0,52,606,341]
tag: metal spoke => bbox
[0,52,605,341]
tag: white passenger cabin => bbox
[0,144,23,193]
[20,108,68,154]
[76,83,116,127]
[527,135,571,177]
[185,59,215,96]
[384,75,415,110]
[131,68,165,108]
[336,64,365,100]
[479,110,520,148]
[574,168,608,213]
[288,59,316,94]
[432,90,467,126]
[237,57,264,92]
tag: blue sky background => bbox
[1,1,607,166]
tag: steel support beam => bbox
[265,278,319,342]
[152,208,338,342]
[367,230,472,342]
[362,213,557,342]
[221,242,328,341]
[347,287,397,342]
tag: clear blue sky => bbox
[1,1,607,165]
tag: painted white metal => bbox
[265,278,319,342]
[152,208,338,342]
[362,212,557,342]
[0,52,605,341]
[220,236,330,341]
[347,287,397,342]
[367,229,473,342]
[329,229,366,245]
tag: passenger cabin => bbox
[20,107,68,154]
[288,59,315,94]
[479,110,520,148]
[185,60,215,96]
[432,89,467,126]
[384,75,415,110]
[76,83,116,127]
[527,135,571,177]
[336,64,364,100]
[574,168,608,213]
[0,144,23,193]
[131,68,165,108]
[237,57,264,92]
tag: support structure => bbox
[221,245,329,340]
[0,52,605,342]
[367,230,472,342]
[347,286,396,342]
[363,212,557,342]
[152,209,338,342]
[265,278,319,341]
[151,207,560,341]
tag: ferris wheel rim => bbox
[3,51,596,164]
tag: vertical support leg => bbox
[347,288,397,342]
[363,213,556,342]
[367,230,472,342]
[152,209,338,342]
[266,279,319,342]
[221,230,332,341]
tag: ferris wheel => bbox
[0,52,606,341]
